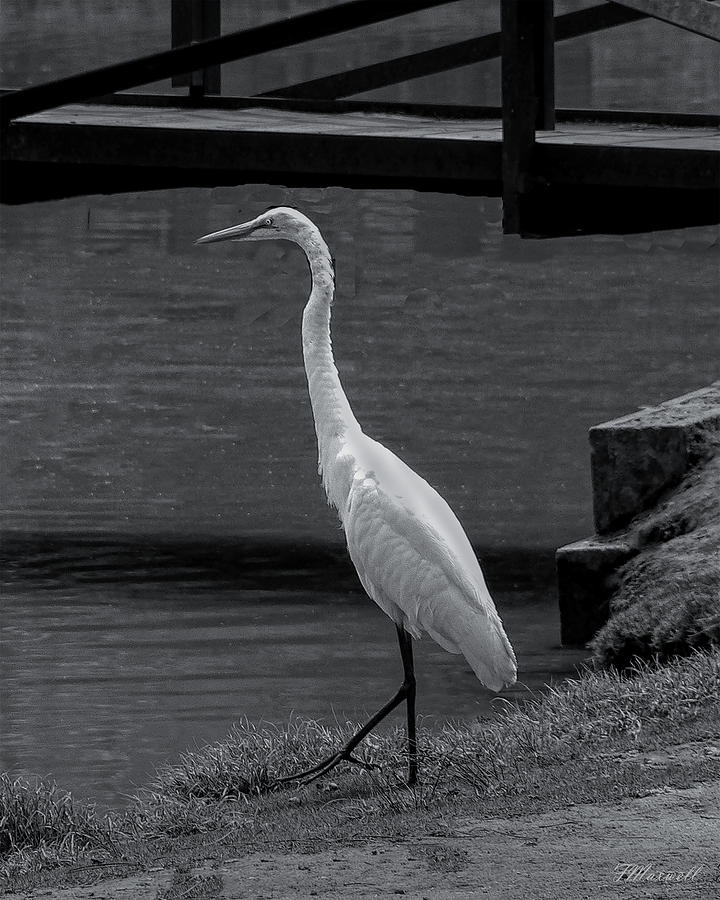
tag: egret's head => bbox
[195,206,315,247]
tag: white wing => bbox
[342,435,517,692]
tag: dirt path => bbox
[8,779,719,900]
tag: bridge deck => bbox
[2,100,717,231]
[16,101,716,146]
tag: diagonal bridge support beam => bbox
[262,2,649,100]
[610,0,720,41]
[0,0,454,125]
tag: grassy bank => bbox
[3,648,719,893]
[591,443,720,666]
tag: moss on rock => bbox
[590,447,720,667]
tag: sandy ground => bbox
[8,778,719,900]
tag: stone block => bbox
[590,382,720,535]
[557,381,720,646]
[556,537,636,645]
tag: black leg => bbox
[396,625,417,786]
[274,624,418,788]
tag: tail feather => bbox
[459,619,517,692]
[422,592,517,692]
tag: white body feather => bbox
[342,434,516,691]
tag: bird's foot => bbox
[272,750,379,789]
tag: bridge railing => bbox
[6,0,718,123]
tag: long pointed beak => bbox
[195,221,257,244]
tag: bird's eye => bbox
[264,218,274,227]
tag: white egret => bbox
[196,207,516,786]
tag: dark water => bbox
[1,3,719,808]
[1,536,586,808]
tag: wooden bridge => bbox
[1,0,718,236]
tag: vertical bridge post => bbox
[501,0,555,234]
[171,0,222,98]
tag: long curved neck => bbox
[300,228,361,509]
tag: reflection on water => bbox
[0,2,719,809]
